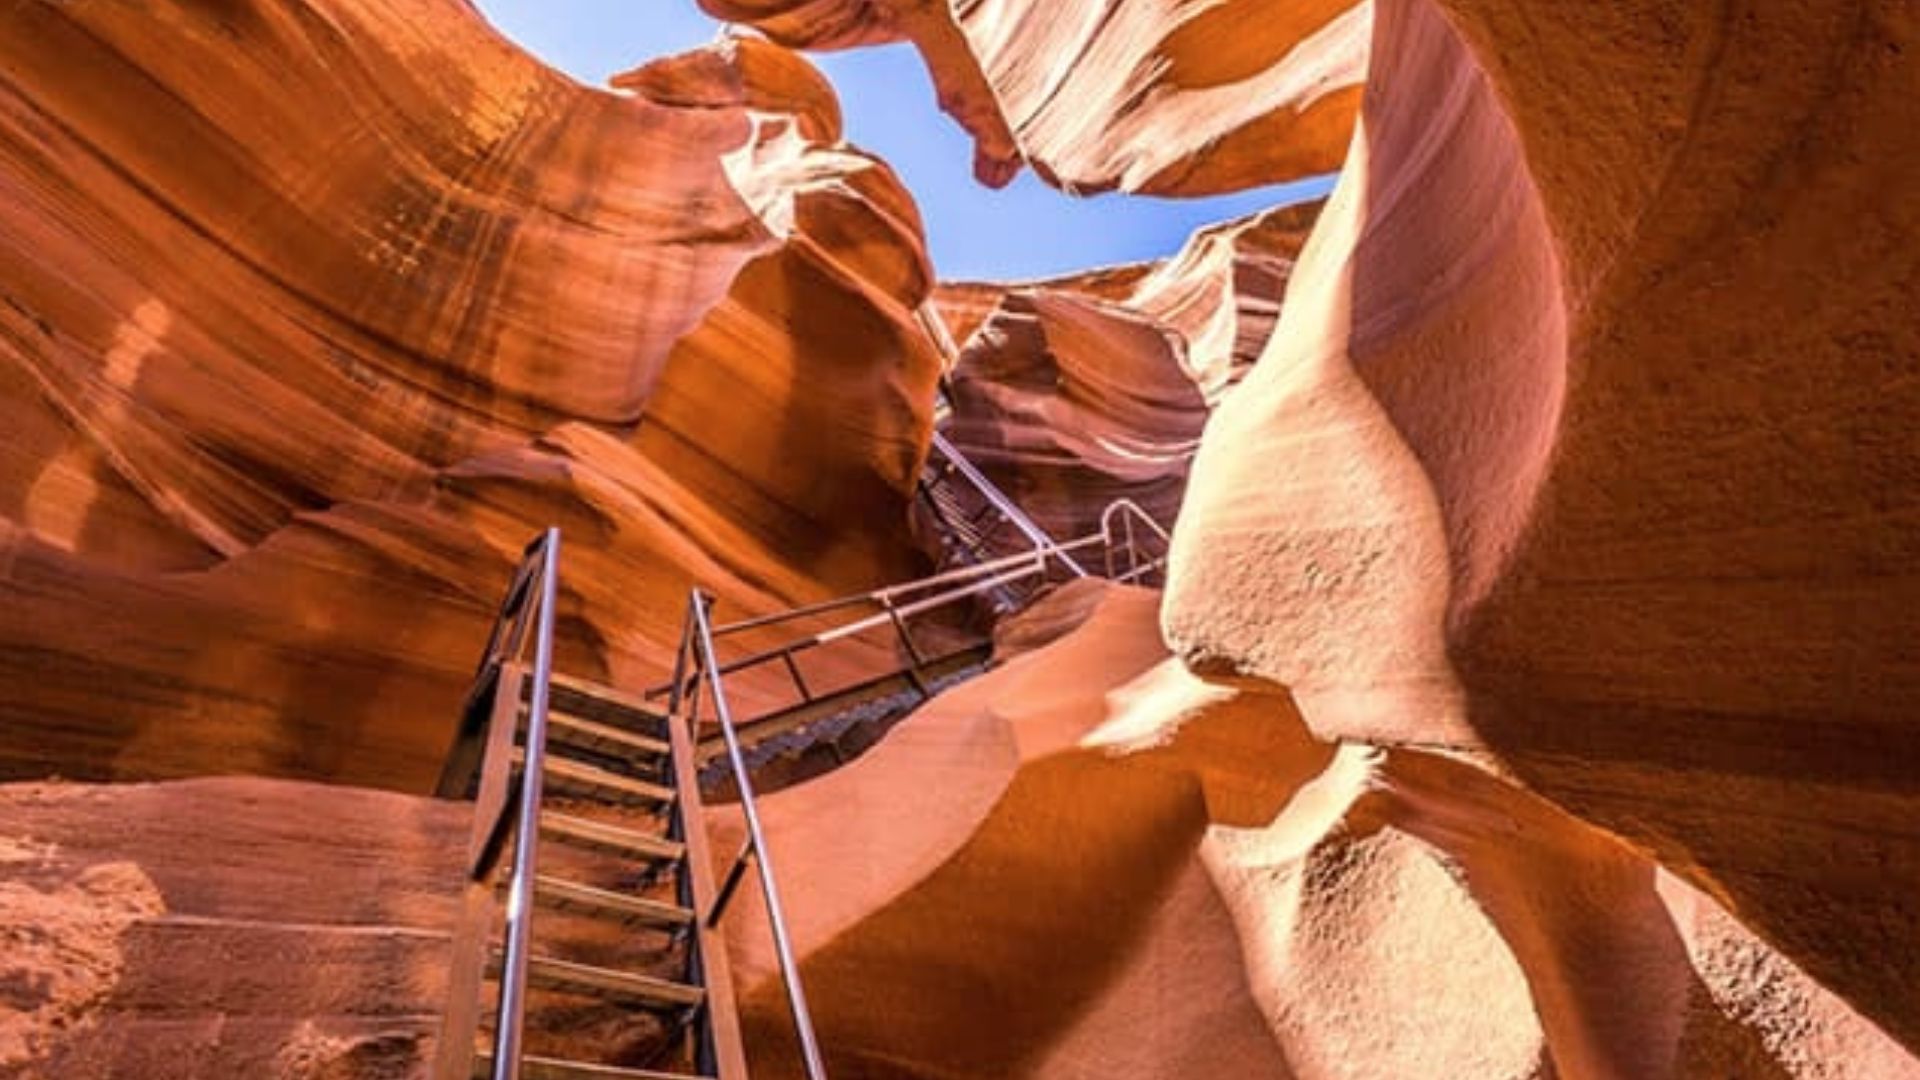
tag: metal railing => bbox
[670,590,829,1080]
[646,498,1172,747]
[926,431,1089,578]
[434,527,563,1080]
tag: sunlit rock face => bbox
[709,0,1920,1069]
[0,3,939,788]
[719,586,1914,1079]
[701,0,1368,192]
[933,204,1319,540]
[1161,0,1920,1057]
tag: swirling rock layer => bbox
[715,585,1914,1078]
[0,3,940,788]
[1164,0,1920,1056]
[702,0,1367,192]
[935,204,1318,540]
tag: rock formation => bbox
[717,584,1915,1078]
[0,4,939,788]
[700,0,1368,192]
[0,778,468,1076]
[935,204,1319,539]
[1,0,1916,1076]
[1160,0,1920,1055]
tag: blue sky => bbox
[474,0,1335,281]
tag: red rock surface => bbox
[703,0,1368,193]
[1161,0,1920,1058]
[936,205,1319,538]
[713,584,1914,1077]
[1,0,1916,1075]
[0,777,467,1078]
[0,5,939,788]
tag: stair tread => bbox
[544,672,670,723]
[537,709,671,759]
[474,1054,702,1080]
[540,812,683,863]
[520,874,692,928]
[514,954,705,1010]
[512,748,676,806]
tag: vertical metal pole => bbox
[692,590,829,1080]
[781,650,813,704]
[1123,512,1138,583]
[491,528,560,1080]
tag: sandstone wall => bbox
[1161,0,1920,1054]
[935,204,1319,540]
[0,777,468,1078]
[0,2,940,789]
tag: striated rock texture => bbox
[705,0,1920,1070]
[0,778,467,1078]
[935,204,1319,538]
[1160,0,1920,1059]
[702,0,1367,193]
[0,3,941,788]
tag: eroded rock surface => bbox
[0,778,467,1078]
[703,0,1367,193]
[1161,0,1920,1056]
[715,585,1915,1078]
[936,204,1319,539]
[0,4,939,789]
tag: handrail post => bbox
[491,527,561,1080]
[691,588,829,1080]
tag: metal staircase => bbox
[651,496,1170,797]
[435,530,822,1080]
[433,473,1170,1079]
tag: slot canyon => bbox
[0,0,1915,1077]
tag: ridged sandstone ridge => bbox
[0,3,940,787]
[714,584,1913,1077]
[701,0,1368,192]
[935,204,1320,537]
[1162,0,1920,1056]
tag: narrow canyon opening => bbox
[0,1,1915,1078]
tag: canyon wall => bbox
[934,204,1318,539]
[0,2,941,789]
[1,0,1915,1076]
[717,584,1915,1079]
[1157,0,1920,1061]
[703,0,1920,1072]
[0,778,468,1077]
[701,0,1367,192]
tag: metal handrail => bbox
[435,527,562,1080]
[928,431,1088,577]
[1098,498,1172,585]
[493,529,559,1080]
[673,590,829,1080]
[646,500,1169,743]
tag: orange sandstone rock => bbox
[937,205,1319,539]
[1164,0,1920,1054]
[0,2,939,787]
[702,0,1367,193]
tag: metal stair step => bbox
[473,1054,701,1080]
[511,748,677,808]
[532,708,671,761]
[540,812,684,864]
[508,954,705,1012]
[515,874,693,930]
[541,672,672,736]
